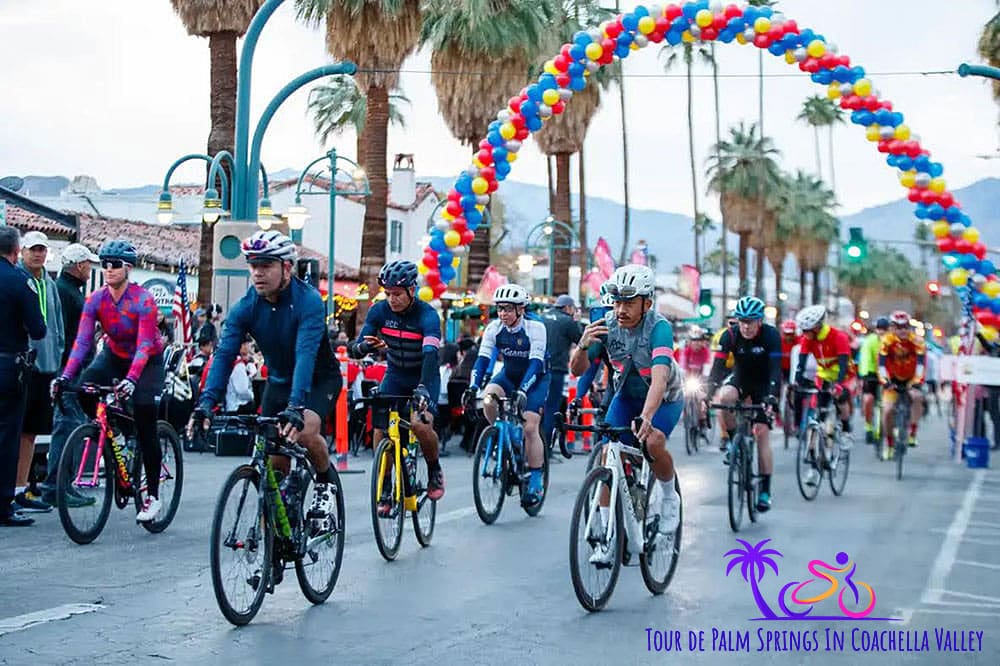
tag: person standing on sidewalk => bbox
[40,243,99,506]
[540,295,581,452]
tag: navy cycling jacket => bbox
[348,299,441,388]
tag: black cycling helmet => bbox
[875,316,890,331]
[378,260,419,288]
[98,239,138,265]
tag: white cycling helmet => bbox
[242,230,298,262]
[493,283,529,306]
[608,264,655,299]
[795,304,827,332]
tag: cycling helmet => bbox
[241,230,297,262]
[795,304,827,332]
[378,260,419,288]
[493,283,529,306]
[780,319,798,335]
[600,292,616,308]
[734,296,765,320]
[889,310,911,327]
[875,316,890,331]
[98,239,138,266]
[607,264,655,299]
[688,325,706,340]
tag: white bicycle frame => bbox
[585,438,650,557]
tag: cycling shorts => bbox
[373,370,439,429]
[80,349,164,407]
[604,394,683,445]
[862,374,881,396]
[488,371,550,414]
[261,374,340,421]
[723,376,773,425]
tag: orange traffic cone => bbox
[334,347,364,474]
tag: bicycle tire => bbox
[828,433,851,496]
[371,438,405,561]
[568,466,624,612]
[640,474,682,595]
[210,465,271,626]
[134,422,184,533]
[296,466,345,604]
[585,440,605,473]
[412,452,437,546]
[727,437,745,532]
[57,423,114,545]
[683,400,695,455]
[472,426,505,525]
[746,438,759,523]
[522,438,549,518]
[895,394,910,481]
[797,425,822,501]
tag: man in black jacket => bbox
[540,295,582,452]
[40,243,98,506]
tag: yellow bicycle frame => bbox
[375,408,420,513]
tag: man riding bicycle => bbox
[879,310,926,448]
[464,284,549,507]
[53,240,166,522]
[707,296,782,512]
[190,231,340,525]
[859,316,890,444]
[680,325,711,426]
[572,286,615,414]
[795,305,853,433]
[570,265,683,563]
[349,260,445,507]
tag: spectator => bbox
[436,342,460,455]
[188,336,214,399]
[225,334,256,414]
[540,295,582,453]
[194,305,219,347]
[453,337,479,454]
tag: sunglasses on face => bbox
[605,283,644,300]
[102,260,127,270]
[496,304,517,314]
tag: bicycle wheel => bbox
[522,443,549,518]
[371,438,404,561]
[640,474,682,595]
[727,436,745,532]
[683,400,695,455]
[472,426,506,525]
[895,398,909,481]
[412,454,437,546]
[586,440,605,473]
[296,466,345,604]
[796,425,822,501]
[57,424,113,545]
[134,422,184,533]
[783,398,794,449]
[210,465,271,626]
[828,433,851,496]
[568,467,624,612]
[746,440,759,524]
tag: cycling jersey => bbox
[780,337,796,372]
[349,299,440,388]
[858,332,882,377]
[798,324,851,384]
[879,333,926,383]
[201,277,336,409]
[680,344,710,375]
[587,310,682,403]
[708,324,782,398]
[711,325,736,369]
[472,315,548,392]
[63,283,164,383]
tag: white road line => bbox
[921,599,1000,608]
[910,608,1000,618]
[953,536,1000,547]
[965,521,1000,530]
[435,505,478,525]
[940,589,1000,603]
[954,559,1000,571]
[0,603,102,637]
[921,469,985,604]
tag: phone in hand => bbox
[589,306,608,323]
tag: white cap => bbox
[22,231,49,249]
[61,243,100,265]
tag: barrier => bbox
[334,347,363,474]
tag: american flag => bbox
[173,259,193,358]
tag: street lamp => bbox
[517,253,535,274]
[523,216,586,297]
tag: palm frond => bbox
[170,0,262,36]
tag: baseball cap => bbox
[554,294,576,308]
[22,231,49,249]
[61,243,100,265]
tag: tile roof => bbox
[269,176,438,211]
[3,204,76,238]
[78,214,200,269]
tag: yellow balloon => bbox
[452,257,461,268]
[472,158,484,168]
[929,177,946,194]
[806,39,826,58]
[682,30,695,43]
[963,227,981,243]
[630,42,640,51]
[984,281,1000,298]
[444,230,461,247]
[899,171,916,188]
[441,209,454,221]
[894,125,911,141]
[418,286,434,302]
[949,268,969,287]
[639,15,657,34]
[417,262,429,275]
[785,50,797,65]
[471,177,489,195]
[499,123,516,140]
[854,78,872,97]
[507,151,518,163]
[982,326,999,343]
[475,204,486,212]
[754,17,771,33]
[827,82,841,99]
[542,88,560,106]
[695,9,714,28]
[865,125,881,142]
[585,42,603,60]
[544,60,559,75]
[931,220,950,238]
[735,32,747,45]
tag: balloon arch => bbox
[417,2,991,337]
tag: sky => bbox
[1,0,999,224]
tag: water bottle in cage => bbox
[403,448,417,492]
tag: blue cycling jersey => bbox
[472,315,548,392]
[349,298,441,388]
[201,277,335,409]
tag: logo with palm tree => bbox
[725,539,899,621]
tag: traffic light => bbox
[698,288,714,318]
[844,227,868,263]
[926,280,940,297]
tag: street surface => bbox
[1,409,997,665]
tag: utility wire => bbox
[356,67,959,79]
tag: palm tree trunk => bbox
[578,145,589,275]
[811,267,822,304]
[711,43,727,312]
[827,125,837,192]
[686,59,700,272]
[774,261,784,320]
[738,233,749,297]
[754,248,765,298]
[200,31,238,307]
[552,152,572,296]
[799,265,808,309]
[547,155,555,215]
[359,83,390,317]
[813,126,822,178]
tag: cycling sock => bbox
[909,423,917,436]
[427,458,442,474]
[761,474,771,494]
[599,506,609,529]
[315,467,334,484]
[658,477,676,499]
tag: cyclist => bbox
[859,317,890,444]
[879,310,926,449]
[349,260,445,508]
[190,231,340,526]
[706,296,782,512]
[795,305,853,433]
[779,320,798,385]
[570,265,683,563]
[572,287,615,413]
[680,325,711,426]
[710,313,738,450]
[53,240,166,522]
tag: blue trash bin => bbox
[963,437,990,469]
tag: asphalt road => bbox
[1,409,998,665]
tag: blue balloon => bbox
[465,208,483,227]
[622,13,639,31]
[886,155,900,168]
[430,236,446,253]
[718,29,735,43]
[851,110,874,126]
[946,206,963,223]
[914,155,931,172]
[455,174,473,195]
[929,162,944,177]
[666,29,683,45]
[438,250,453,266]
[896,157,914,171]
[760,5,773,17]
[494,161,511,179]
[927,203,945,220]
[727,16,745,30]
[982,260,997,275]
[569,44,585,61]
[487,131,504,147]
[743,6,759,22]
[440,266,456,282]
[569,76,586,91]
[682,4,699,19]
[673,17,690,32]
[961,254,981,270]
[769,43,785,57]
[460,195,476,210]
[874,110,892,126]
[974,293,990,308]
[526,116,543,132]
[539,74,557,90]
[892,112,904,126]
[634,5,649,18]
[799,28,814,42]
[520,100,538,117]
[914,204,929,220]
[573,31,592,47]
[991,298,1000,314]
[781,34,800,49]
[812,70,833,85]
[526,84,542,102]
[617,32,633,47]
[568,62,585,77]
[851,66,866,80]
[492,146,508,162]
[961,213,973,226]
[615,44,630,58]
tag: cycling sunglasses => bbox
[101,259,129,270]
[495,303,518,313]
[605,283,645,300]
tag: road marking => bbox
[921,469,985,604]
[953,536,1000,547]
[939,589,1000,603]
[436,506,477,525]
[0,603,102,637]
[921,599,1000,608]
[910,607,1000,618]
[954,558,1000,571]
[965,521,1000,530]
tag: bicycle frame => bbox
[72,397,131,492]
[479,400,523,482]
[375,407,421,513]
[584,438,649,556]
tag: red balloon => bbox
[783,19,798,33]
[509,97,522,112]
[974,242,987,259]
[447,189,461,203]
[886,140,903,155]
[712,14,727,31]
[479,166,496,182]
[701,27,718,41]
[667,4,684,20]
[978,312,996,328]
[560,44,573,58]
[919,190,938,206]
[477,149,494,166]
[554,55,569,72]
[937,237,955,253]
[461,229,476,245]
[445,200,463,217]
[452,219,468,233]
[432,282,447,298]
[606,21,622,37]
[876,140,891,154]
[551,101,566,114]
[515,127,530,140]
[939,192,955,208]
[838,55,851,67]
[768,26,784,42]
[487,179,499,193]
[648,30,665,43]
[724,4,742,19]
[423,253,438,269]
[425,270,441,286]
[819,53,837,70]
[955,239,973,254]
[989,274,999,282]
[601,38,616,53]
[879,100,893,110]
[658,16,673,32]
[753,34,771,49]
[556,73,571,87]
[478,139,491,150]
[510,114,526,129]
[907,188,921,203]
[863,97,880,111]
[802,58,820,73]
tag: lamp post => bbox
[522,216,583,297]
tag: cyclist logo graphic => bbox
[725,539,898,621]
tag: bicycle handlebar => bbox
[709,403,769,412]
[552,412,641,459]
[351,393,430,424]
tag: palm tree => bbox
[796,95,845,188]
[170,0,262,305]
[704,236,738,275]
[781,171,838,306]
[420,0,555,287]
[725,538,783,619]
[978,9,1000,102]
[706,122,782,297]
[692,213,716,267]
[307,75,410,155]
[661,41,713,271]
[837,246,924,317]
[914,220,931,276]
[296,0,423,298]
[615,0,631,265]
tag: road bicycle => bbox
[209,414,345,626]
[682,375,712,455]
[782,384,798,450]
[472,394,549,524]
[710,402,767,532]
[795,387,852,500]
[55,384,182,545]
[556,415,682,612]
[882,379,914,481]
[364,394,438,561]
